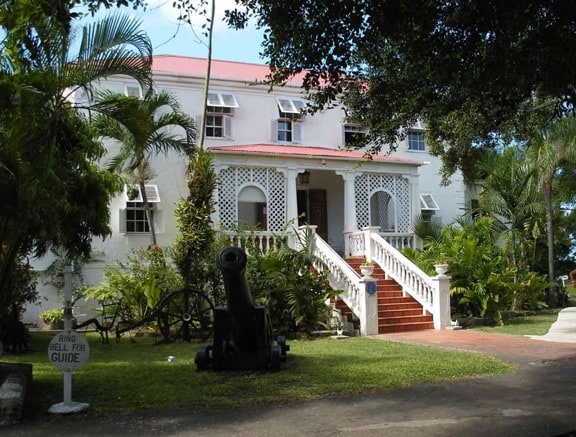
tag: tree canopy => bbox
[223,0,576,180]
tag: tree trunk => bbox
[139,181,157,247]
[543,178,555,306]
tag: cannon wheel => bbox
[195,345,212,371]
[157,289,214,343]
[269,344,282,372]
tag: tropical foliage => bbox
[404,216,549,325]
[172,148,223,306]
[244,231,339,335]
[85,247,184,326]
[0,6,153,348]
[92,90,196,246]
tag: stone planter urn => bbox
[360,264,374,277]
[434,263,449,276]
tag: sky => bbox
[125,0,266,64]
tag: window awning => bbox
[207,91,239,108]
[125,184,161,203]
[277,97,306,114]
[420,193,439,210]
[125,85,142,98]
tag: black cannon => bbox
[195,246,289,371]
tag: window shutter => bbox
[271,120,278,142]
[144,185,160,203]
[207,92,220,106]
[420,194,440,210]
[119,209,127,233]
[223,115,233,138]
[293,122,302,143]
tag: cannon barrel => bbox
[194,246,289,372]
[217,246,255,316]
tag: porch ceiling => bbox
[208,144,424,166]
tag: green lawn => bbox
[4,331,512,419]
[473,309,561,336]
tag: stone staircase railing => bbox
[226,225,451,333]
[347,226,451,330]
[295,226,380,335]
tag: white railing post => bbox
[296,225,317,251]
[359,277,379,335]
[431,266,451,330]
[363,226,379,262]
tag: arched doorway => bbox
[370,190,396,232]
[238,185,267,229]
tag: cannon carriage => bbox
[195,246,289,371]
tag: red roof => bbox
[152,55,305,84]
[207,144,423,165]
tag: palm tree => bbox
[479,147,543,284]
[526,116,576,304]
[0,13,153,271]
[0,12,153,345]
[92,90,196,246]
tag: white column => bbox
[363,226,379,263]
[336,171,358,232]
[408,172,420,248]
[337,171,358,257]
[285,168,301,226]
[279,168,303,248]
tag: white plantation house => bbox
[26,55,476,334]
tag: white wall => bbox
[25,61,470,324]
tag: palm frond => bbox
[66,14,152,94]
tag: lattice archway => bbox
[237,185,267,229]
[370,190,397,232]
[355,174,411,232]
[217,167,286,232]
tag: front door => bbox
[297,189,328,241]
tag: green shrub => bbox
[405,216,548,324]
[40,308,63,327]
[84,247,184,325]
[245,229,340,335]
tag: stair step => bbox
[340,258,436,334]
[378,303,424,312]
[378,296,421,304]
[378,322,434,333]
[378,308,425,317]
[379,314,432,323]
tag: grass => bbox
[472,284,575,336]
[3,331,512,420]
[472,309,561,336]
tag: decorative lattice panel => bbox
[217,167,286,232]
[355,174,411,232]
[372,191,392,231]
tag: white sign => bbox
[48,331,90,372]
